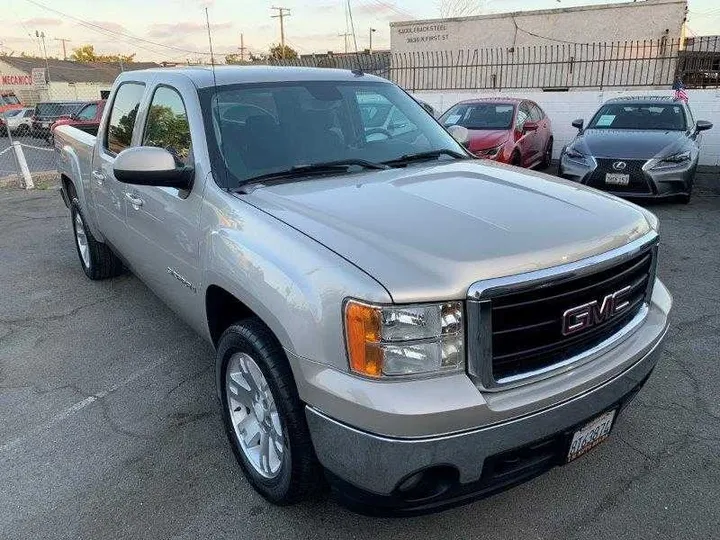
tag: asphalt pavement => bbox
[0,172,718,539]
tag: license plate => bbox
[567,410,616,463]
[605,173,630,186]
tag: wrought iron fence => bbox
[262,37,720,91]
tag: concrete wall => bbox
[391,0,687,53]
[413,88,720,166]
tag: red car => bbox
[440,98,553,168]
[49,99,106,143]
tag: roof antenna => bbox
[346,0,364,76]
[205,7,229,189]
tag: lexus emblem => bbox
[612,161,627,171]
[562,286,632,336]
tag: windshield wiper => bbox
[383,149,470,167]
[234,159,389,191]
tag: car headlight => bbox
[474,145,502,159]
[344,300,464,378]
[564,144,587,161]
[650,151,692,170]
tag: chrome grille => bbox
[467,234,658,389]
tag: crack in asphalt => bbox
[0,295,119,327]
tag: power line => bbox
[22,0,236,56]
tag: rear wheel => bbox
[677,192,692,204]
[70,198,124,280]
[218,319,324,504]
[510,151,522,167]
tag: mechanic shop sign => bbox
[1,73,32,86]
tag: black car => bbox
[559,96,712,203]
[31,101,87,138]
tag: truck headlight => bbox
[344,300,464,378]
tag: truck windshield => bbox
[200,80,465,188]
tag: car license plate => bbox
[567,410,616,463]
[605,173,630,186]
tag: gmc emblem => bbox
[561,285,633,336]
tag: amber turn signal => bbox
[344,301,383,378]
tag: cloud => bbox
[22,17,63,26]
[147,21,232,38]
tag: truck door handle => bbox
[91,170,105,185]
[125,192,144,208]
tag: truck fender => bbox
[59,143,105,242]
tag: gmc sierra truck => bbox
[55,66,671,514]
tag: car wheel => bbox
[47,132,54,146]
[541,138,553,168]
[677,193,691,204]
[17,125,29,136]
[511,151,522,167]
[218,319,324,504]
[70,198,124,280]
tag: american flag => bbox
[672,80,689,103]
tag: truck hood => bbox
[241,161,652,302]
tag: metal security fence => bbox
[262,37,720,92]
[388,38,720,91]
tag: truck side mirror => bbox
[113,146,193,189]
[571,119,584,130]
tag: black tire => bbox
[218,319,324,505]
[541,138,553,168]
[677,193,691,204]
[511,151,522,167]
[70,198,124,280]
[17,125,29,136]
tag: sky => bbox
[1,0,719,62]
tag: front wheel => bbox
[541,138,553,168]
[218,319,324,504]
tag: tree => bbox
[70,44,135,63]
[438,0,486,18]
[268,44,298,60]
[224,53,248,65]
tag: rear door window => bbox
[105,83,145,155]
[530,104,544,121]
[516,103,530,130]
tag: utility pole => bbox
[239,33,246,62]
[338,32,351,54]
[369,28,376,54]
[271,7,290,57]
[35,30,50,83]
[54,38,71,60]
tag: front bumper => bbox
[304,281,671,513]
[308,329,665,513]
[559,154,696,198]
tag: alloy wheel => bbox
[73,212,90,269]
[225,352,286,478]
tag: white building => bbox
[391,0,687,54]
[0,57,159,106]
[388,0,688,91]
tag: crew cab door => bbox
[122,83,204,322]
[91,82,145,252]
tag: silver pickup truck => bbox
[56,66,671,514]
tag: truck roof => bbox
[116,65,389,88]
